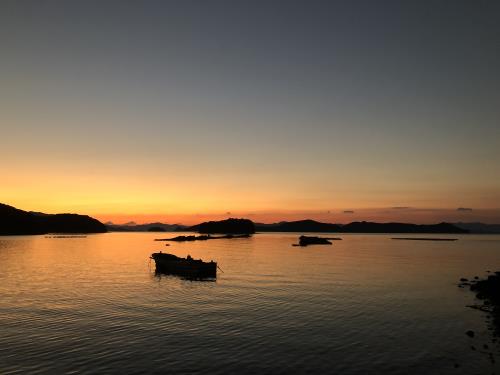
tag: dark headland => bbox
[0,203,107,235]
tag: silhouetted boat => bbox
[150,252,217,279]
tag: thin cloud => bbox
[457,207,473,211]
[343,210,354,214]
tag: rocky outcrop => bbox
[298,235,333,246]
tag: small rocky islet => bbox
[293,235,342,247]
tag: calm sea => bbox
[1,233,499,374]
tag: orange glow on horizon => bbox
[2,154,499,225]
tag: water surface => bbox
[1,233,499,374]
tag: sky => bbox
[1,0,499,224]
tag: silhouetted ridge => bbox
[0,203,107,235]
[187,219,465,234]
[453,222,500,234]
[189,218,255,234]
[147,226,166,232]
[107,222,186,232]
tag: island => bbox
[188,218,255,234]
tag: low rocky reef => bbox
[391,237,458,241]
[155,234,251,242]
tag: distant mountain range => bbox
[101,220,500,234]
[4,203,498,236]
[452,222,500,234]
[255,220,467,234]
[0,203,107,235]
[106,222,186,232]
[106,218,470,234]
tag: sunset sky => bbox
[1,1,499,224]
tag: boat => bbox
[150,252,217,279]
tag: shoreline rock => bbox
[458,271,500,366]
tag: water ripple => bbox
[0,233,499,374]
